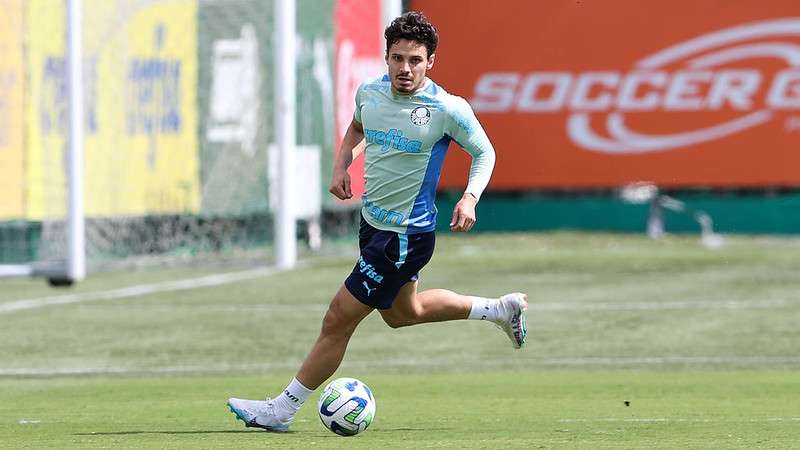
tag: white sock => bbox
[272,377,314,418]
[468,296,499,321]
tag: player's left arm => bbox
[447,97,496,232]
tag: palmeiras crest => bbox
[410,106,431,126]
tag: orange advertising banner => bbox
[413,0,800,189]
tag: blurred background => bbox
[2,0,800,280]
[0,0,798,278]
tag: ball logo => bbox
[471,18,800,154]
[410,106,431,126]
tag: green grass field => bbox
[2,232,799,448]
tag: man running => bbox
[228,11,527,432]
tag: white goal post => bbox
[0,0,84,285]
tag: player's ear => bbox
[427,53,435,70]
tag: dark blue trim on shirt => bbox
[407,135,451,234]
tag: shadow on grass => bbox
[74,430,295,435]
[75,427,450,436]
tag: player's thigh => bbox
[378,280,419,322]
[323,285,375,333]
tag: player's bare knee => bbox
[381,314,407,329]
[381,308,421,328]
[319,310,341,336]
[320,304,355,338]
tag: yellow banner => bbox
[0,0,25,220]
[26,0,68,220]
[26,0,200,219]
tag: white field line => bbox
[533,356,800,365]
[0,266,285,314]
[531,298,798,311]
[0,362,296,376]
[3,355,800,377]
[63,298,798,313]
[558,417,800,423]
[71,303,331,312]
[0,254,794,315]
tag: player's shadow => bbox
[75,428,449,436]
[74,430,298,436]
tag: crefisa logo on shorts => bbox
[357,256,384,283]
[471,18,800,154]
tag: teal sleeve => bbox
[446,96,496,200]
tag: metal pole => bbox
[274,0,296,269]
[382,0,402,28]
[647,197,664,239]
[66,0,86,281]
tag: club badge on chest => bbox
[410,106,431,126]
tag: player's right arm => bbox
[329,118,364,200]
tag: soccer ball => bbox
[318,377,376,436]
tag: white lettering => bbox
[785,116,800,132]
[472,69,800,114]
[664,71,713,110]
[616,71,667,110]
[470,72,519,112]
[767,69,800,109]
[517,72,572,112]
[569,71,619,111]
[707,70,761,110]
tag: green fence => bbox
[434,191,800,235]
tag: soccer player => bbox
[228,11,527,432]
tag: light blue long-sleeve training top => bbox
[354,74,496,234]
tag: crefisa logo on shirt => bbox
[410,106,431,126]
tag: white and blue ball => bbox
[317,377,376,436]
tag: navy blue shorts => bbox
[344,216,435,309]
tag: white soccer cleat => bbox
[494,293,528,349]
[227,397,292,432]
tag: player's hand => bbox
[329,169,353,200]
[450,193,477,232]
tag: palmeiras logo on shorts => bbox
[410,106,431,126]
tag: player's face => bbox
[386,39,435,94]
